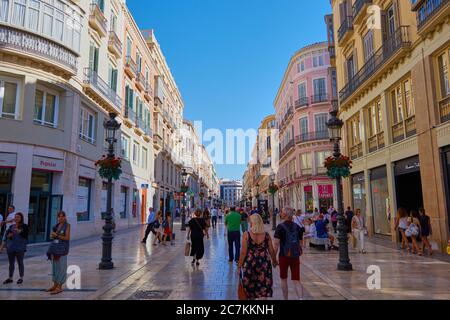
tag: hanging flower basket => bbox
[95,155,122,180]
[324,155,352,179]
[199,192,205,199]
[268,184,279,195]
[180,184,189,193]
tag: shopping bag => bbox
[184,242,191,257]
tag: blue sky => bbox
[127,0,331,180]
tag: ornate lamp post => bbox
[326,107,352,271]
[269,173,278,231]
[99,113,121,270]
[180,168,188,231]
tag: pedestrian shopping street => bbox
[0,221,448,300]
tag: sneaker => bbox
[191,259,196,264]
[3,279,12,285]
[17,279,23,285]
[196,261,200,266]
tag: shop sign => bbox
[0,153,17,168]
[79,165,95,179]
[304,185,313,193]
[32,156,64,172]
[395,157,420,176]
[318,185,333,198]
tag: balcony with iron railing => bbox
[353,0,373,25]
[89,3,108,37]
[108,31,122,58]
[338,16,353,44]
[350,142,363,160]
[144,81,153,101]
[83,68,121,113]
[295,131,329,144]
[367,131,385,153]
[124,107,136,124]
[311,93,329,104]
[295,96,309,109]
[136,73,147,91]
[439,96,450,124]
[0,24,78,75]
[392,115,417,143]
[153,133,163,149]
[415,0,449,34]
[328,45,336,60]
[280,139,295,159]
[339,26,411,104]
[124,55,137,79]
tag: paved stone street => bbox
[0,220,449,300]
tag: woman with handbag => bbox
[46,211,70,295]
[394,208,410,251]
[237,214,278,300]
[418,208,433,256]
[351,209,367,254]
[3,213,28,285]
[187,209,208,266]
[407,210,422,256]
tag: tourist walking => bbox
[330,208,338,233]
[187,209,209,266]
[274,208,304,300]
[152,211,163,246]
[162,212,174,246]
[407,210,422,256]
[3,213,27,285]
[142,207,156,243]
[46,211,70,295]
[394,207,410,251]
[351,209,367,254]
[237,214,278,300]
[225,206,242,263]
[203,208,211,229]
[344,207,354,234]
[419,208,433,256]
[0,205,16,253]
[211,207,218,229]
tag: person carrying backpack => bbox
[274,207,304,300]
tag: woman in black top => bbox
[4,213,28,285]
[187,209,209,266]
[419,208,433,256]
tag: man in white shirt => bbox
[211,207,218,229]
[1,205,16,251]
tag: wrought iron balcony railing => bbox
[295,96,309,109]
[311,93,329,104]
[295,131,329,144]
[417,0,449,30]
[84,68,121,111]
[339,26,411,103]
[338,16,353,42]
[89,3,107,37]
[353,0,373,23]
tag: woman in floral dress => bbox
[238,214,278,300]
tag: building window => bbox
[299,117,308,138]
[79,106,96,144]
[121,134,130,160]
[0,0,9,22]
[89,42,99,72]
[313,78,327,101]
[314,113,328,133]
[437,48,450,123]
[301,153,312,175]
[348,113,363,160]
[315,151,329,172]
[120,186,128,219]
[110,10,117,33]
[77,177,91,222]
[132,142,139,165]
[108,65,118,92]
[390,78,416,142]
[126,35,132,57]
[142,147,148,169]
[34,88,59,127]
[363,30,375,62]
[0,79,19,120]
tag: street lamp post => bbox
[99,113,121,270]
[180,169,188,231]
[327,107,352,271]
[270,173,277,231]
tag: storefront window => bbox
[318,185,333,212]
[352,173,366,215]
[76,178,91,222]
[370,166,390,235]
[304,186,313,213]
[120,186,128,219]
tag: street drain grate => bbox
[128,290,172,300]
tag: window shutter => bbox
[89,43,94,71]
[380,10,388,45]
[393,0,400,30]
